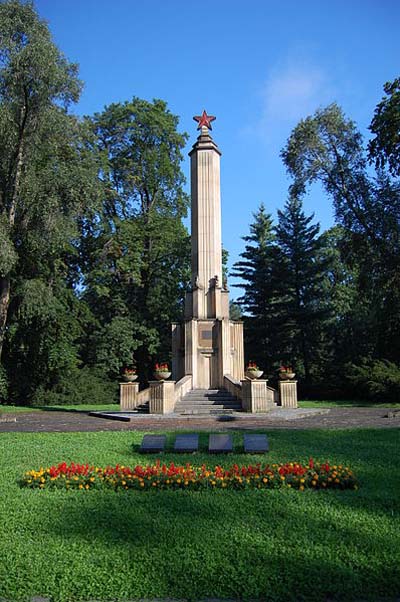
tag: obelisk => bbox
[188,110,226,320]
[172,111,244,389]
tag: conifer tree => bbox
[274,196,330,383]
[230,204,279,373]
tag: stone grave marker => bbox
[209,433,233,453]
[243,434,269,453]
[140,434,166,453]
[174,433,199,453]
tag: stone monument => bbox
[172,111,244,388]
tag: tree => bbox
[230,204,280,372]
[0,1,99,401]
[369,78,400,177]
[281,102,400,365]
[82,98,190,380]
[0,0,82,357]
[274,196,331,383]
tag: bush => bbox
[345,358,400,403]
[30,367,118,406]
[0,364,8,403]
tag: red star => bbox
[193,110,216,130]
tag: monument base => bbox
[172,318,244,389]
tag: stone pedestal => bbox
[120,382,139,410]
[241,379,274,413]
[149,380,176,414]
[279,380,298,408]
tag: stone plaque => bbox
[209,434,233,453]
[174,434,199,453]
[199,327,213,348]
[243,434,269,453]
[140,434,166,453]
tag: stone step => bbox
[175,405,242,414]
[175,403,242,410]
[175,408,242,415]
[175,388,242,415]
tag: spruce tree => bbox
[274,196,330,383]
[230,204,279,373]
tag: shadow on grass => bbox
[31,405,119,415]
[40,483,400,601]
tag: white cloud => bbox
[252,59,334,144]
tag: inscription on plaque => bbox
[140,435,166,453]
[243,434,269,453]
[199,327,213,348]
[209,434,233,453]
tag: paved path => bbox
[0,406,399,433]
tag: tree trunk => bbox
[0,276,11,359]
[0,122,26,361]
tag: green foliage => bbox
[82,97,190,380]
[233,201,331,383]
[346,358,400,403]
[281,102,400,375]
[369,78,400,176]
[29,367,118,406]
[0,363,8,400]
[0,429,399,601]
[231,204,280,372]
[274,196,331,382]
[0,216,17,276]
[0,0,101,404]
[229,300,242,320]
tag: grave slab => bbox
[209,433,233,453]
[140,434,166,453]
[174,433,199,453]
[243,433,269,453]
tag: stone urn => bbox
[122,373,138,382]
[153,371,171,381]
[279,371,296,380]
[245,369,263,380]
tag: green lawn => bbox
[0,403,119,413]
[0,429,399,601]
[2,400,400,413]
[299,399,400,408]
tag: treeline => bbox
[232,98,400,402]
[0,1,399,405]
[0,1,190,405]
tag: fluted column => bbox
[189,127,222,319]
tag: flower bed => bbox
[21,459,358,491]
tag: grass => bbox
[0,403,119,413]
[1,399,400,414]
[0,429,399,601]
[299,399,400,408]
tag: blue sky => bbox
[36,0,400,294]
